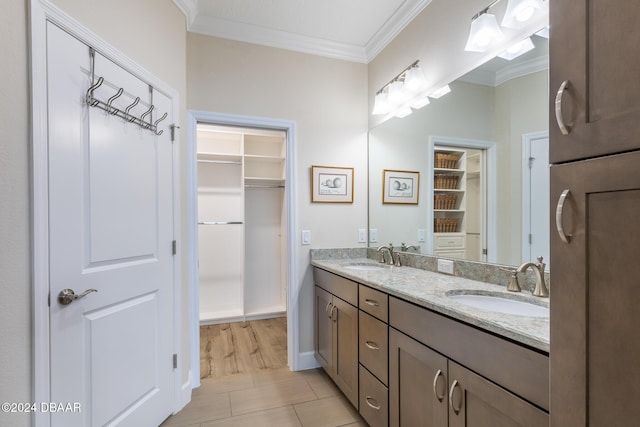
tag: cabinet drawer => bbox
[359,311,388,385]
[359,365,388,427]
[389,297,549,411]
[359,284,388,322]
[313,268,358,306]
[434,234,465,249]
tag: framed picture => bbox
[311,165,354,203]
[383,169,419,204]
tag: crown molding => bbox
[459,55,549,87]
[173,0,432,63]
[365,0,433,62]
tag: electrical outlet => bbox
[369,229,378,243]
[301,230,311,245]
[358,228,367,243]
[437,259,454,275]
[417,228,426,242]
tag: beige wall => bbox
[0,1,186,425]
[0,2,31,427]
[187,33,369,355]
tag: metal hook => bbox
[124,97,140,122]
[86,76,104,106]
[153,112,168,135]
[106,87,124,114]
[140,104,154,129]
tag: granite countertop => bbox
[311,257,549,353]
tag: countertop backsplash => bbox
[310,247,550,294]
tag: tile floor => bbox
[160,366,367,427]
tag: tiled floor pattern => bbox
[160,367,367,427]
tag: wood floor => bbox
[161,317,366,427]
[200,317,288,380]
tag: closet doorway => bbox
[187,112,298,387]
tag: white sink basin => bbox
[344,264,388,271]
[447,292,549,318]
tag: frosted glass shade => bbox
[501,0,546,29]
[498,37,535,60]
[372,92,390,115]
[464,13,504,52]
[404,65,427,91]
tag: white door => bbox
[524,134,550,267]
[47,23,175,427]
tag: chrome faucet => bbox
[376,244,395,265]
[515,256,549,297]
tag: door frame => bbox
[186,110,299,388]
[30,2,184,426]
[427,136,497,263]
[521,130,549,264]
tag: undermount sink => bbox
[446,291,549,318]
[343,264,389,271]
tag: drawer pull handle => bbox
[325,302,333,319]
[365,396,381,410]
[331,305,337,323]
[365,299,379,307]
[365,341,380,351]
[449,380,462,415]
[432,369,445,402]
[555,80,571,135]
[555,189,572,244]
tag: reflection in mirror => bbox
[368,33,549,268]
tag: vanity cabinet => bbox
[313,267,549,426]
[358,285,389,427]
[313,269,358,407]
[389,296,548,427]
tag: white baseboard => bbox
[294,351,321,371]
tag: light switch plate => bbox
[437,259,454,275]
[417,228,426,242]
[370,229,378,243]
[301,230,311,245]
[358,229,367,243]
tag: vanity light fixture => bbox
[501,0,546,29]
[372,60,429,116]
[497,36,535,60]
[464,3,504,52]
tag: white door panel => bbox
[47,22,174,427]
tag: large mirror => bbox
[369,33,549,268]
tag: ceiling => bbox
[173,0,433,63]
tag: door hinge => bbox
[528,156,535,169]
[170,124,180,142]
[173,354,177,369]
[482,248,488,255]
[529,234,533,244]
[172,240,177,255]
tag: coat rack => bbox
[85,48,167,135]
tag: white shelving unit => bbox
[196,124,286,324]
[433,147,466,259]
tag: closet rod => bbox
[245,184,285,188]
[198,221,244,225]
[197,159,242,165]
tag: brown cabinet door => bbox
[314,286,333,372]
[550,151,640,426]
[448,361,548,427]
[389,328,448,427]
[549,0,640,163]
[332,296,359,408]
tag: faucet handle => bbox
[536,256,546,272]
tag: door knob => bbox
[58,288,98,305]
